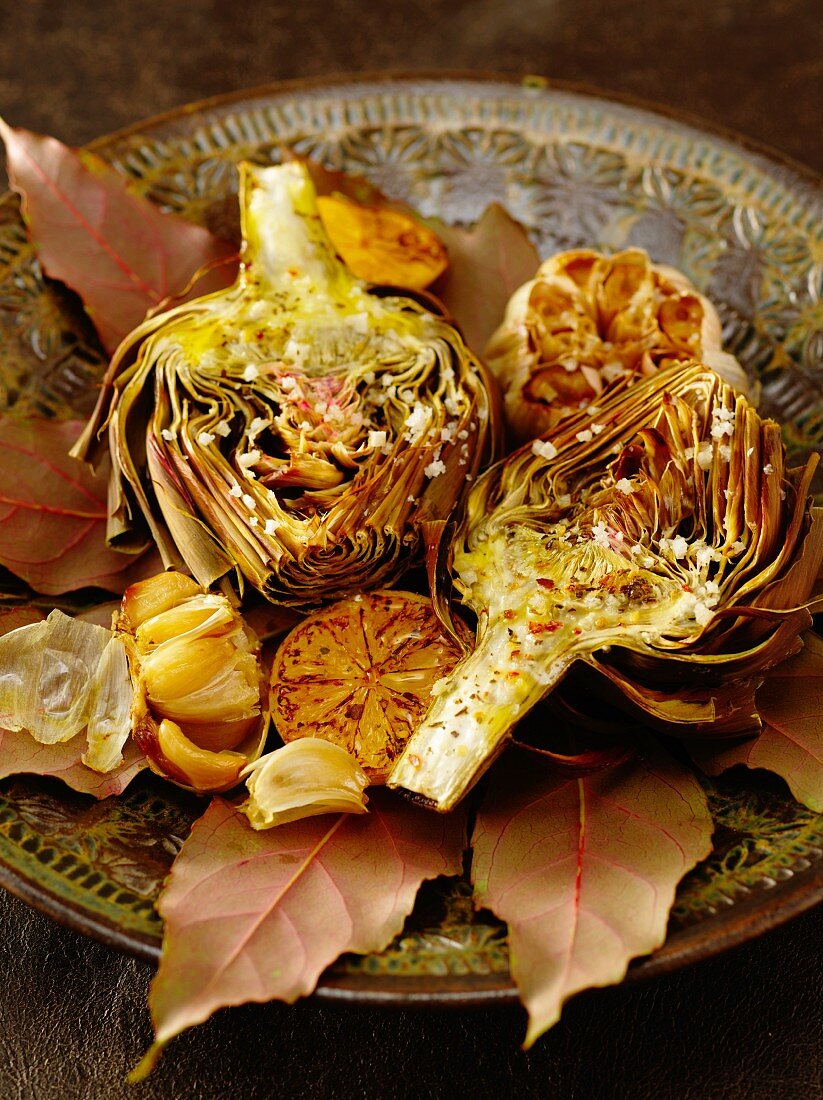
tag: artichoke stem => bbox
[387,623,570,811]
[240,161,348,294]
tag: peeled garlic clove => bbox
[241,739,369,830]
[117,571,268,792]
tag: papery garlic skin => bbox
[241,739,369,830]
[0,610,132,772]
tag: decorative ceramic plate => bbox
[0,73,821,1004]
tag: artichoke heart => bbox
[116,571,268,793]
[388,363,823,811]
[484,248,748,445]
[75,161,498,606]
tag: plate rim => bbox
[0,69,821,1005]
[78,68,823,188]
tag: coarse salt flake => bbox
[696,442,714,470]
[616,478,634,494]
[229,484,243,498]
[591,521,611,548]
[576,429,593,443]
[424,459,447,479]
[197,431,216,446]
[242,493,256,509]
[532,439,558,460]
[161,429,176,442]
[264,519,279,535]
[693,601,714,626]
[215,420,232,438]
[242,365,259,382]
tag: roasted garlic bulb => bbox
[484,248,748,445]
[116,571,268,792]
[75,162,497,607]
[389,363,822,811]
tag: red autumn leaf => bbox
[433,204,540,353]
[471,745,713,1047]
[138,790,465,1071]
[690,632,823,812]
[0,725,144,798]
[0,120,237,352]
[0,417,151,594]
[281,149,394,207]
[0,604,44,634]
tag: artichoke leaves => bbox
[388,363,823,811]
[74,162,498,606]
[484,248,749,445]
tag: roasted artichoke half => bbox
[389,363,823,811]
[75,162,498,606]
[484,248,748,445]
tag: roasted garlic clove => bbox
[117,571,268,792]
[241,739,369,830]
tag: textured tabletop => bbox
[0,2,821,1098]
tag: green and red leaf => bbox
[471,744,713,1047]
[0,120,237,352]
[433,204,540,353]
[0,726,144,797]
[0,418,150,594]
[136,790,465,1075]
[690,632,823,812]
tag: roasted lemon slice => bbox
[270,590,469,782]
[317,194,448,289]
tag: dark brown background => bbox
[0,1,821,1098]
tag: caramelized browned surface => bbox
[271,591,468,781]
